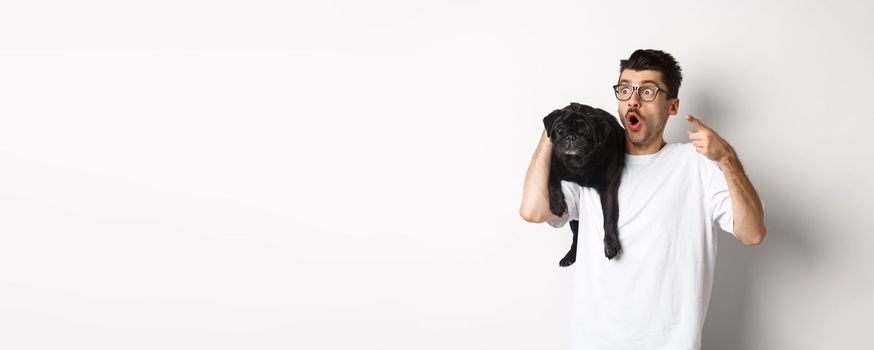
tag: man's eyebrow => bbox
[618,79,661,85]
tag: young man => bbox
[519,49,766,349]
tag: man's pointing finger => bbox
[685,115,710,131]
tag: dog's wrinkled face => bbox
[550,113,607,169]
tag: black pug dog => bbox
[543,102,626,265]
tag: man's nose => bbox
[627,91,641,108]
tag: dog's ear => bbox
[543,109,565,136]
[594,109,625,148]
[593,115,615,149]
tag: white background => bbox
[1,1,872,349]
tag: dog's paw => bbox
[549,195,568,218]
[559,250,576,267]
[604,235,622,260]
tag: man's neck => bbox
[626,138,667,155]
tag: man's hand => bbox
[685,114,766,245]
[685,115,735,163]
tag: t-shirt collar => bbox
[625,143,676,165]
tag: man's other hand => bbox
[685,114,735,163]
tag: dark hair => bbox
[619,49,683,99]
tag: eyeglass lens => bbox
[615,85,660,102]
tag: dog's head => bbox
[544,103,621,169]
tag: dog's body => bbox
[543,103,626,265]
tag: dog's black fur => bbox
[543,103,626,264]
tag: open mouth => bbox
[629,115,640,126]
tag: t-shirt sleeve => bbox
[708,163,737,238]
[546,180,581,228]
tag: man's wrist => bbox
[718,148,740,172]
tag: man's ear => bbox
[668,98,680,116]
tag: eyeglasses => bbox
[612,83,673,102]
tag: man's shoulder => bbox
[669,142,696,156]
[667,142,724,179]
[559,179,584,192]
[668,142,714,164]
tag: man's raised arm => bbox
[686,115,767,245]
[520,129,556,223]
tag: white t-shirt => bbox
[547,142,737,350]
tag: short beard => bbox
[627,123,664,149]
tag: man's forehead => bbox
[618,69,665,85]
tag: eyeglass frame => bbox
[612,83,675,102]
